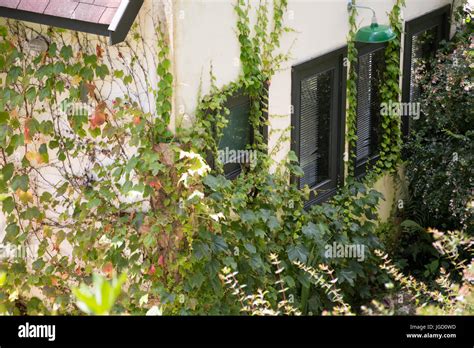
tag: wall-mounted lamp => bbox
[27,36,49,54]
[347,0,397,43]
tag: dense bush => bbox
[182,171,387,315]
[404,20,473,234]
[220,228,474,316]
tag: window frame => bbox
[291,46,347,206]
[401,5,451,137]
[208,85,269,180]
[353,42,388,178]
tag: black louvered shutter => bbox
[356,53,372,164]
[299,70,333,189]
[355,47,385,174]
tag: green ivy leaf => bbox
[60,46,74,61]
[0,111,9,124]
[193,242,211,260]
[23,206,40,220]
[7,66,22,84]
[32,258,45,271]
[337,269,356,286]
[244,243,256,254]
[2,163,14,182]
[210,235,228,253]
[11,175,28,191]
[5,223,20,241]
[287,244,308,263]
[2,196,14,213]
[142,233,156,249]
[96,64,109,80]
[267,215,280,231]
[38,143,49,163]
[0,272,6,287]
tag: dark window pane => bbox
[219,99,251,152]
[356,48,385,166]
[299,69,333,189]
[218,95,251,179]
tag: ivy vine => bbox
[194,0,291,173]
[374,0,405,177]
[0,16,212,315]
[346,1,359,177]
[346,0,406,182]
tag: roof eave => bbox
[0,6,110,37]
[108,0,144,45]
[0,0,144,45]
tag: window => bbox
[291,47,346,206]
[354,43,387,177]
[218,93,253,180]
[208,86,268,180]
[402,5,451,136]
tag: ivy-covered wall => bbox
[0,0,455,239]
[171,0,452,218]
[0,0,467,316]
[0,0,171,241]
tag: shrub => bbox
[183,173,386,315]
[373,226,474,316]
[404,20,473,233]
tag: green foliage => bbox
[0,0,295,317]
[0,0,468,319]
[72,273,126,315]
[177,2,390,315]
[220,255,301,316]
[180,155,308,314]
[191,79,241,175]
[388,219,442,279]
[346,1,359,176]
[190,0,292,172]
[0,20,210,315]
[183,172,386,314]
[375,237,474,315]
[154,29,173,141]
[302,182,385,312]
[404,20,473,233]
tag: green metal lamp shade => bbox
[355,23,397,43]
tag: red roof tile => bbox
[0,0,20,9]
[99,7,117,25]
[72,3,106,23]
[17,0,49,13]
[0,0,123,25]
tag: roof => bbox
[0,0,144,44]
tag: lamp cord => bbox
[348,2,378,24]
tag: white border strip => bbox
[108,0,130,32]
